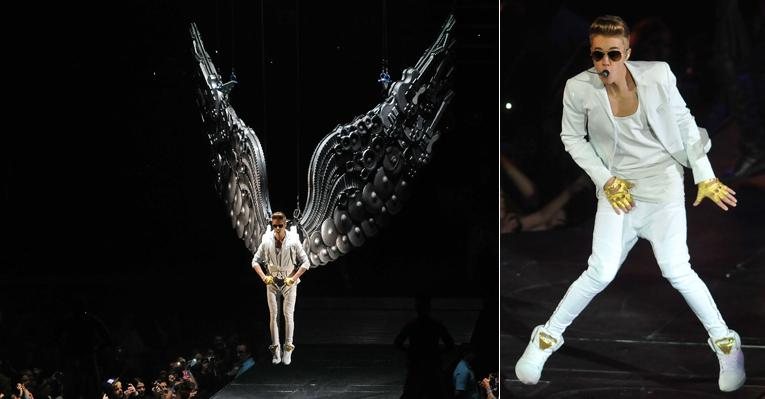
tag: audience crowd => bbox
[0,299,498,399]
[0,333,256,399]
[0,335,497,399]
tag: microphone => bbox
[587,69,609,78]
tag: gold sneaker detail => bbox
[285,344,295,352]
[539,332,557,350]
[715,337,735,355]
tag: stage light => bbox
[504,102,512,110]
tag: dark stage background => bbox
[1,0,498,387]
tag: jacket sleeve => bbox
[294,242,310,270]
[252,241,267,267]
[664,62,715,183]
[560,80,613,190]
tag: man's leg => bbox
[282,284,298,365]
[266,284,282,364]
[516,198,638,384]
[642,197,745,391]
[545,198,639,336]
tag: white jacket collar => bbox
[261,227,299,247]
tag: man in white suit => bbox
[514,15,746,392]
[251,211,310,365]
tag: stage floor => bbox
[211,297,482,399]
[215,345,405,399]
[501,125,765,398]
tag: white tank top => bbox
[612,101,684,202]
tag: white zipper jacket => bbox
[560,61,713,195]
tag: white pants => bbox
[544,194,730,340]
[267,284,297,346]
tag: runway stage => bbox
[211,297,482,399]
[215,345,404,398]
[501,126,765,398]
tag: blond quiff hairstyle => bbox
[589,15,630,42]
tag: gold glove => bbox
[693,178,737,210]
[263,275,274,285]
[285,277,296,286]
[604,176,634,214]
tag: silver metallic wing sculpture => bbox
[191,15,454,267]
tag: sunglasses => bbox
[273,224,284,228]
[590,50,624,62]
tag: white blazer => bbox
[252,227,310,278]
[560,61,714,192]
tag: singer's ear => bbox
[625,48,631,60]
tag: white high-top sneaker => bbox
[708,330,745,392]
[282,343,295,365]
[269,344,282,365]
[515,325,564,385]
